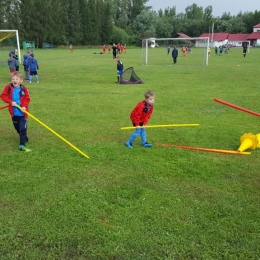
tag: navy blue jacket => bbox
[172,48,178,57]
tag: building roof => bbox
[228,34,250,41]
[171,33,191,39]
[253,23,260,28]
[247,32,260,39]
[199,33,229,41]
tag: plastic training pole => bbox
[214,98,260,117]
[175,145,251,155]
[121,124,199,130]
[16,105,90,159]
[0,105,8,110]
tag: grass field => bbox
[0,46,259,259]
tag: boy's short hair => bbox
[11,71,23,79]
[144,90,155,99]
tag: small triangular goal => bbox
[120,67,143,84]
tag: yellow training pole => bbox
[121,124,199,130]
[16,105,89,159]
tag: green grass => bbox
[0,47,260,259]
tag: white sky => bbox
[146,0,259,17]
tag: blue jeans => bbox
[127,128,146,145]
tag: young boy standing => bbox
[0,71,31,152]
[28,53,39,83]
[116,56,124,83]
[7,52,16,75]
[125,90,155,148]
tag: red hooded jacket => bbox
[0,83,30,118]
[130,101,154,126]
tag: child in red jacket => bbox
[125,90,155,148]
[0,71,31,152]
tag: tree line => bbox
[0,0,259,47]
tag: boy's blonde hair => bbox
[11,71,23,80]
[144,90,155,99]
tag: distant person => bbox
[102,44,106,54]
[7,52,16,75]
[125,90,155,149]
[208,47,211,57]
[243,44,247,57]
[69,44,73,53]
[23,54,30,81]
[112,43,117,59]
[172,46,178,64]
[115,56,124,83]
[117,43,121,54]
[28,53,39,83]
[0,71,31,152]
[167,46,171,55]
[215,46,218,55]
[181,46,186,57]
[14,49,19,71]
[219,46,223,56]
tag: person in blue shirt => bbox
[215,46,218,55]
[167,46,171,55]
[28,53,39,83]
[172,46,178,64]
[116,56,124,83]
[23,54,30,81]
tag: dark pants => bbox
[173,57,177,64]
[12,116,28,146]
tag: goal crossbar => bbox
[142,37,209,66]
[0,30,21,64]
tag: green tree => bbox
[100,1,113,44]
[185,3,203,20]
[110,25,129,45]
[131,10,157,44]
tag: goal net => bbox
[142,37,209,66]
[0,30,21,64]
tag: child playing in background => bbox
[116,56,123,83]
[7,52,16,75]
[0,71,31,152]
[28,53,39,83]
[70,44,73,53]
[125,90,155,149]
[23,54,30,81]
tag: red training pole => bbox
[214,98,260,117]
[0,105,8,110]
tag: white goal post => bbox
[0,30,21,64]
[142,37,209,66]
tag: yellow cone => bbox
[238,133,258,152]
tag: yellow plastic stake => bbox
[16,105,90,159]
[121,124,199,130]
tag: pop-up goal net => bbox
[120,67,143,84]
[142,37,209,66]
[0,30,21,64]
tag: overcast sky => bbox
[146,0,259,17]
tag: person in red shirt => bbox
[117,43,121,54]
[123,44,127,54]
[0,71,31,152]
[69,44,73,53]
[125,90,155,148]
[102,45,106,54]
